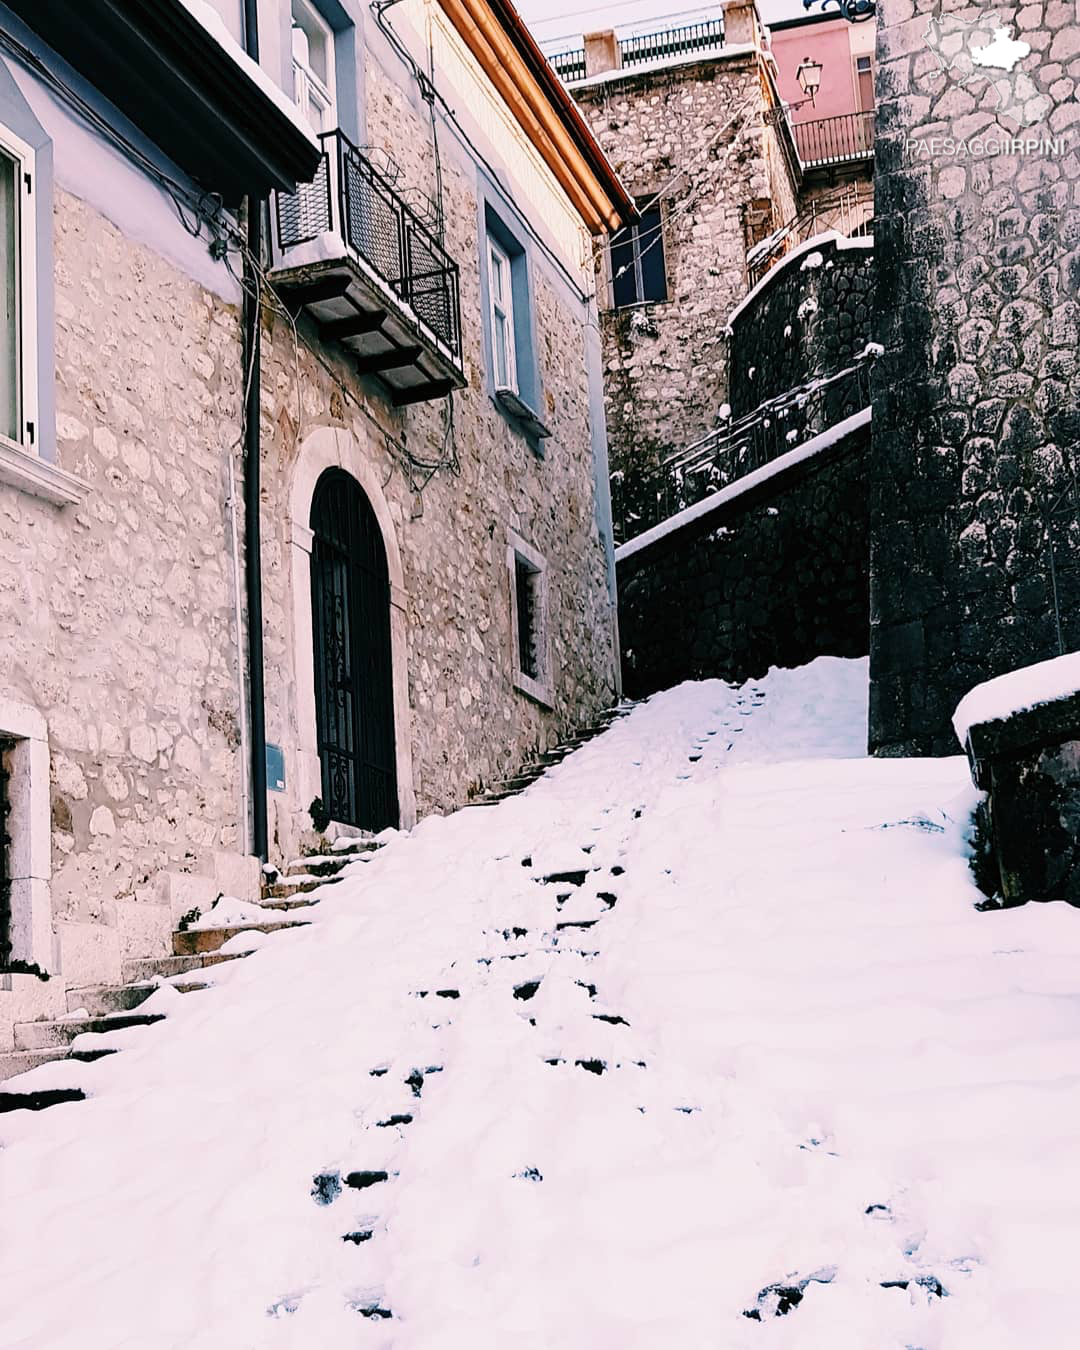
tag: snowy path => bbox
[5,656,1080,1349]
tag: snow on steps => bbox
[0,839,386,1106]
[172,918,311,956]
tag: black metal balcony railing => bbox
[548,18,725,82]
[550,46,586,81]
[621,18,725,67]
[793,111,875,168]
[613,358,873,544]
[276,129,462,360]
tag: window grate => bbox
[515,556,540,681]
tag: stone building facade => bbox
[564,2,802,543]
[0,0,631,1071]
[870,0,1080,754]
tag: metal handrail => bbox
[793,111,875,167]
[746,184,874,286]
[275,128,462,359]
[613,358,874,543]
[621,18,725,67]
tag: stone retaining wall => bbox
[617,433,869,698]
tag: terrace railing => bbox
[548,17,725,82]
[793,111,875,168]
[620,18,725,67]
[275,129,462,360]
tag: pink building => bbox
[760,0,875,169]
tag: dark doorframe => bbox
[309,468,399,831]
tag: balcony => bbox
[793,112,875,170]
[270,130,466,406]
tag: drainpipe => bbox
[243,0,268,861]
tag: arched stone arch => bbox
[288,425,415,829]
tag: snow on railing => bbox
[612,356,874,546]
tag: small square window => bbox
[507,533,551,706]
[610,203,667,309]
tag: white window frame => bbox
[488,237,518,395]
[291,0,337,134]
[506,530,551,708]
[0,121,37,458]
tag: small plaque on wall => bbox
[265,743,286,793]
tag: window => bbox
[292,0,336,134]
[488,237,517,393]
[855,54,875,112]
[0,124,35,452]
[610,203,667,309]
[482,203,550,442]
[515,554,540,679]
[507,532,550,705]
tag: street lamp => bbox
[795,57,823,106]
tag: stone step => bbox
[0,1086,86,1114]
[172,919,309,956]
[67,982,158,1016]
[261,878,329,900]
[14,1012,166,1051]
[0,1047,71,1080]
[284,854,354,877]
[121,950,252,983]
[258,896,321,912]
[66,980,208,1017]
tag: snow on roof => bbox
[953,651,1080,745]
[176,0,320,153]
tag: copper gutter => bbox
[436,0,637,233]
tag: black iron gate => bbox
[310,469,399,831]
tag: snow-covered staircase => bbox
[0,701,637,1113]
[0,837,380,1109]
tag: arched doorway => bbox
[309,468,399,831]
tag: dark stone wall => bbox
[616,436,869,698]
[869,0,1080,756]
[729,236,875,416]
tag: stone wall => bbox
[0,188,255,1046]
[870,0,1080,754]
[729,235,874,414]
[572,47,801,545]
[0,29,621,1048]
[617,432,869,698]
[257,41,620,858]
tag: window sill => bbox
[495,386,552,442]
[513,669,553,709]
[0,438,88,506]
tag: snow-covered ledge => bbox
[0,440,88,507]
[955,653,1080,908]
